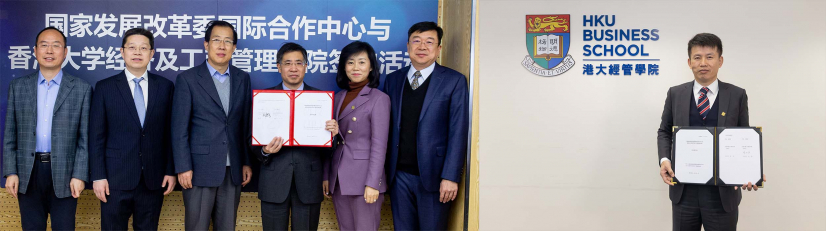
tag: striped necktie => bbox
[697,87,710,120]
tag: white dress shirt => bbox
[125,70,149,109]
[407,62,436,85]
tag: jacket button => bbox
[352,117,357,122]
[347,130,352,134]
[223,141,227,144]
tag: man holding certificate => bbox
[657,33,766,231]
[252,42,334,231]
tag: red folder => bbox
[252,90,334,147]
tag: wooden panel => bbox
[438,0,474,230]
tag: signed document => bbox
[718,128,763,186]
[673,128,715,184]
[671,126,764,186]
[252,90,334,147]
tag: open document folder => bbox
[252,90,334,147]
[671,126,764,187]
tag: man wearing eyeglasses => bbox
[3,26,91,230]
[171,20,253,230]
[382,21,469,230]
[252,42,329,230]
[88,27,177,230]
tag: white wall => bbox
[478,0,826,230]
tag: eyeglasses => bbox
[38,44,64,49]
[124,46,151,52]
[279,61,306,67]
[210,39,235,46]
[409,39,436,48]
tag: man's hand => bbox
[70,178,85,198]
[5,175,19,199]
[263,137,284,154]
[364,186,379,204]
[242,165,252,187]
[178,170,193,189]
[736,174,766,191]
[322,180,331,199]
[660,160,675,186]
[326,120,339,136]
[439,179,458,203]
[93,180,110,202]
[162,175,177,195]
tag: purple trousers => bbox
[332,180,384,230]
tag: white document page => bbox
[292,92,333,146]
[674,129,715,184]
[718,128,762,185]
[251,92,291,145]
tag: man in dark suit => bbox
[3,27,91,230]
[382,21,469,230]
[657,33,765,231]
[254,42,330,231]
[171,21,253,230]
[89,28,177,230]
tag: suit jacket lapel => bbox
[145,73,160,127]
[52,74,76,114]
[25,74,38,129]
[676,81,692,126]
[334,90,346,119]
[419,64,443,122]
[228,67,244,115]
[115,72,143,127]
[338,87,372,120]
[716,81,730,127]
[195,62,226,115]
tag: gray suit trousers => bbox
[183,167,241,230]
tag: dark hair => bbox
[687,33,723,57]
[35,26,67,47]
[204,20,238,45]
[408,21,443,45]
[277,42,308,64]
[336,41,380,90]
[122,28,155,49]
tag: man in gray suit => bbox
[3,26,91,230]
[171,21,253,230]
[657,33,766,231]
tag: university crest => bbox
[522,14,575,77]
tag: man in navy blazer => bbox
[171,21,253,230]
[89,28,177,230]
[382,21,469,230]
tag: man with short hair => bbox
[254,42,330,231]
[382,21,469,230]
[3,26,91,230]
[171,20,253,230]
[89,27,177,230]
[657,33,766,231]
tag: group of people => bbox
[2,20,468,231]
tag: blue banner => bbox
[0,0,438,190]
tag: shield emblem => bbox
[526,15,571,69]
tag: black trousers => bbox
[100,175,165,230]
[18,161,78,231]
[261,177,321,231]
[673,185,738,231]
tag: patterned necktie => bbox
[412,71,422,90]
[697,87,710,120]
[133,77,146,127]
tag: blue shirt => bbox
[36,71,63,152]
[206,61,230,83]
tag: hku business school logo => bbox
[522,14,576,77]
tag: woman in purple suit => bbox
[323,41,390,230]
